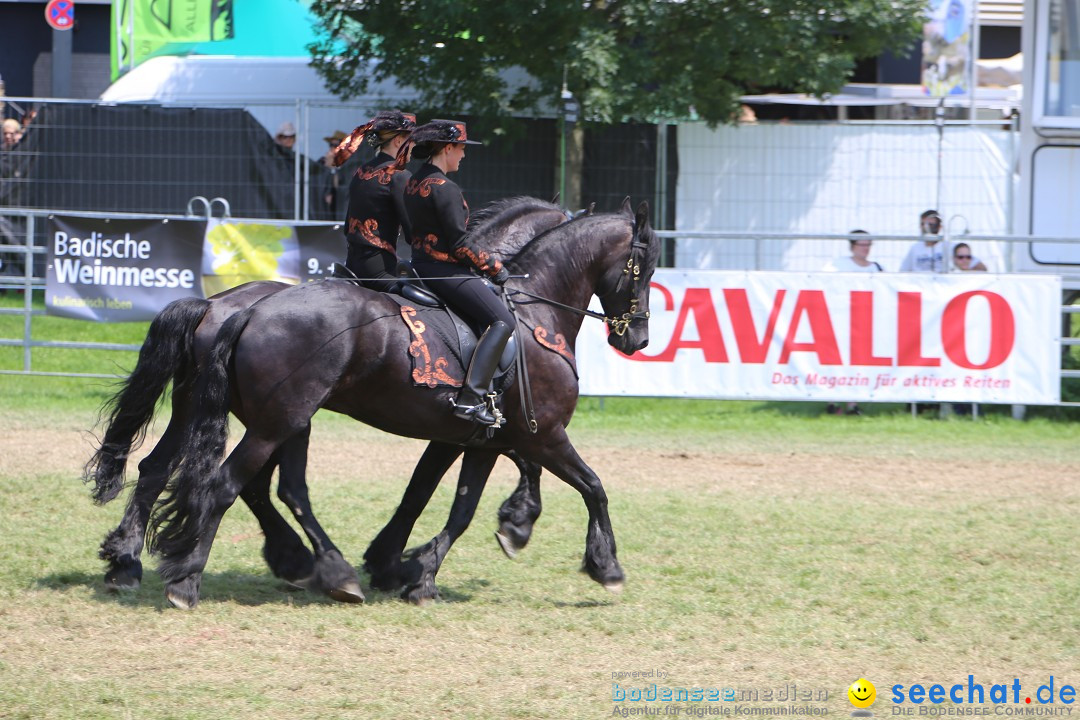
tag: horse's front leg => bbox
[363,442,464,591]
[495,450,543,559]
[524,429,623,590]
[400,449,500,604]
[273,425,363,603]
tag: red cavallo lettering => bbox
[941,291,1015,369]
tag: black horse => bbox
[149,199,659,608]
[86,197,568,602]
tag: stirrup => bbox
[450,394,504,428]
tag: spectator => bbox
[823,230,883,272]
[952,242,988,271]
[2,118,21,150]
[1,116,28,280]
[899,209,946,272]
[823,230,880,416]
[274,121,297,150]
[321,129,349,221]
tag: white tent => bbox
[99,56,417,155]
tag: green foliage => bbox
[307,0,925,127]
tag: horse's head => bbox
[597,198,660,355]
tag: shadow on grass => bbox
[551,598,617,609]
[35,569,477,608]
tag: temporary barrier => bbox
[2,209,1076,409]
[577,268,1062,405]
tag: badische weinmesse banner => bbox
[45,215,342,322]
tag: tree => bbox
[307,0,925,128]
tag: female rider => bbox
[331,110,416,292]
[400,120,513,427]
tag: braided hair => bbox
[330,110,416,167]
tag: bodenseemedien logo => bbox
[849,678,877,717]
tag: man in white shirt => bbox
[899,210,945,272]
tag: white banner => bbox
[577,270,1062,404]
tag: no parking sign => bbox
[45,0,75,31]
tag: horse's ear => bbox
[635,200,650,232]
[619,196,632,217]
[550,192,561,204]
[587,202,596,215]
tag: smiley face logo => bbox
[848,678,876,708]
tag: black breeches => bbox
[414,262,515,332]
[346,245,399,293]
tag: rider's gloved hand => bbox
[491,267,510,285]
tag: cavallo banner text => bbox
[576,270,1061,404]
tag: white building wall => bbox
[674,121,1015,273]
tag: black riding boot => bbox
[453,321,513,426]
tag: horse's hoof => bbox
[164,576,200,610]
[166,591,195,610]
[327,582,365,604]
[603,581,624,594]
[104,571,140,593]
[494,531,518,559]
[402,580,439,605]
[283,574,316,591]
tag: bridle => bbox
[505,218,652,336]
[599,219,652,336]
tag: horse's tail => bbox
[147,304,254,562]
[84,297,210,505]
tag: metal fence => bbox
[2,207,1077,409]
[0,97,673,224]
[1,97,1076,404]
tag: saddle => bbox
[329,261,516,390]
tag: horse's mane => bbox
[506,203,659,269]
[464,196,568,260]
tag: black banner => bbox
[296,224,346,282]
[46,216,205,322]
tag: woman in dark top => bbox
[401,120,513,427]
[332,110,416,292]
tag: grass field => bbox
[1,294,1080,719]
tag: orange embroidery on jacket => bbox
[454,246,502,276]
[405,177,446,197]
[348,217,394,253]
[401,305,462,388]
[357,167,395,185]
[411,234,456,263]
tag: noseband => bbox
[505,219,651,334]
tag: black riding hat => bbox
[414,119,482,146]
